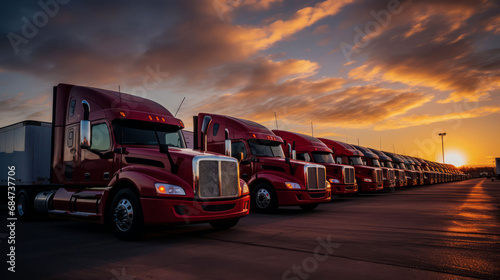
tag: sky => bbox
[0,0,499,166]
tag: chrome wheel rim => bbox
[256,188,271,209]
[114,198,134,232]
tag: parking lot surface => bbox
[2,178,499,279]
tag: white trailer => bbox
[0,121,52,186]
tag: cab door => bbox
[79,121,114,185]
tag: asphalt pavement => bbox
[1,178,499,280]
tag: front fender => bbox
[109,166,194,198]
[248,170,304,191]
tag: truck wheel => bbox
[209,218,240,230]
[109,188,144,241]
[299,203,318,211]
[251,183,278,212]
[16,189,35,221]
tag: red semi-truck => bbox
[396,155,418,186]
[272,130,357,195]
[380,152,407,187]
[353,145,396,190]
[367,148,400,188]
[401,155,424,186]
[192,113,331,211]
[318,139,383,192]
[413,157,435,185]
[1,84,250,240]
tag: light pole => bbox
[438,132,446,163]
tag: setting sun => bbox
[444,151,466,167]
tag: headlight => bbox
[329,178,340,184]
[363,178,372,182]
[155,183,186,195]
[241,181,250,195]
[285,182,301,189]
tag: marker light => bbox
[241,181,249,195]
[162,117,165,122]
[285,182,301,189]
[149,115,153,120]
[156,116,160,121]
[120,112,126,117]
[158,185,166,193]
[326,181,331,190]
[155,183,186,195]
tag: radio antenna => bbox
[175,97,186,117]
[311,121,314,137]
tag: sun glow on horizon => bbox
[443,151,467,167]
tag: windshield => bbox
[248,139,284,158]
[113,119,186,148]
[409,164,415,171]
[312,152,334,163]
[399,163,406,169]
[349,156,363,165]
[386,162,393,168]
[372,159,381,167]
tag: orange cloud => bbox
[376,105,500,130]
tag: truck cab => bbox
[383,152,408,187]
[353,145,396,190]
[399,156,418,186]
[193,113,331,211]
[318,139,383,192]
[415,158,435,185]
[402,156,424,186]
[14,84,251,240]
[272,130,357,195]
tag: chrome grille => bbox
[387,169,395,181]
[398,170,405,181]
[343,167,355,184]
[374,169,383,183]
[194,156,240,199]
[305,165,326,190]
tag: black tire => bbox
[209,218,240,230]
[299,203,319,211]
[108,188,144,241]
[16,189,35,221]
[251,183,278,212]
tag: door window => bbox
[91,123,111,151]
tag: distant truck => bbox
[319,139,383,192]
[1,84,250,240]
[272,130,357,195]
[382,152,408,187]
[353,145,396,190]
[191,113,331,211]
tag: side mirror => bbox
[80,120,91,149]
